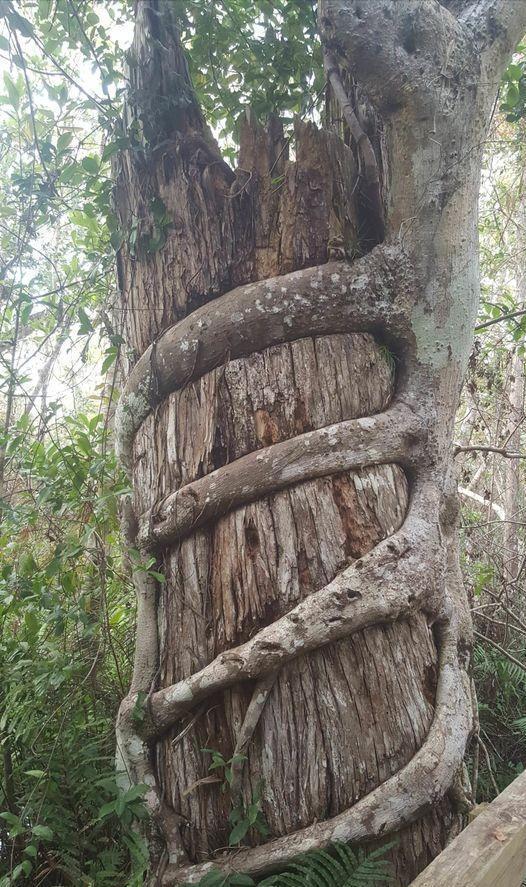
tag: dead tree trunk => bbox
[113,2,526,884]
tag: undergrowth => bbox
[187,841,395,887]
[471,642,526,799]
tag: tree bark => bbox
[113,2,526,884]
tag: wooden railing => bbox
[410,769,526,886]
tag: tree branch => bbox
[458,485,506,520]
[230,670,279,806]
[116,496,189,869]
[115,717,189,869]
[455,444,526,458]
[474,630,526,673]
[475,307,526,331]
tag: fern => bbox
[185,872,254,886]
[188,842,395,887]
[258,842,394,886]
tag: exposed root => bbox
[163,620,472,884]
[137,402,426,550]
[116,496,188,870]
[113,236,471,877]
[116,713,188,870]
[120,494,160,694]
[115,243,417,470]
[230,670,279,807]
[143,479,443,738]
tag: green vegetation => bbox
[186,842,394,887]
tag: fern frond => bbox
[190,842,395,887]
[310,848,349,881]
[258,841,395,887]
[288,859,333,886]
[333,843,359,870]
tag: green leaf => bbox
[101,347,118,374]
[82,156,100,174]
[24,610,40,638]
[77,306,93,334]
[11,863,28,882]
[506,82,520,107]
[31,825,53,841]
[24,769,45,779]
[228,819,250,846]
[7,9,35,38]
[121,783,148,803]
[57,131,74,153]
[148,570,165,583]
[102,139,125,161]
[20,300,32,325]
[96,800,116,820]
[3,72,20,109]
[230,754,247,765]
[110,229,124,251]
[131,691,147,724]
[258,841,395,886]
[45,556,62,578]
[76,432,92,456]
[0,811,23,829]
[506,63,523,82]
[150,196,167,221]
[246,803,259,825]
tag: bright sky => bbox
[0,7,134,417]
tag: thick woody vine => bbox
[114,243,473,885]
[113,1,526,885]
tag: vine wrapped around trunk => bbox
[112,2,526,885]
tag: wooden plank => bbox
[410,769,526,887]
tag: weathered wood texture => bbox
[114,3,525,881]
[118,99,461,881]
[122,142,453,885]
[410,769,526,887]
[115,112,359,358]
[133,332,457,880]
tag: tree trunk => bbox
[113,2,526,885]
